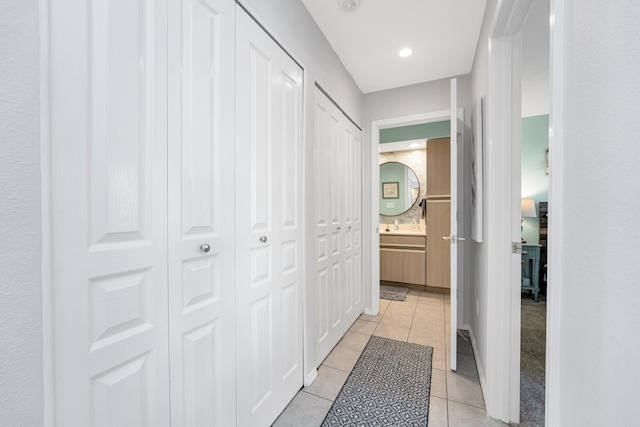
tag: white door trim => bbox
[485,0,533,423]
[369,110,451,317]
[546,0,565,425]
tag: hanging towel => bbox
[418,198,426,219]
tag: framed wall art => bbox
[382,182,399,199]
[471,96,484,242]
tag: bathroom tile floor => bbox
[273,290,507,426]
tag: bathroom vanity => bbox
[379,231,426,286]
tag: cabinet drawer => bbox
[380,235,403,246]
[402,235,425,248]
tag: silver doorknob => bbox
[259,236,267,243]
[200,244,211,253]
[442,236,451,241]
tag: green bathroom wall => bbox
[379,162,406,215]
[380,120,450,143]
[521,115,549,243]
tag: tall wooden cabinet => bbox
[426,201,451,288]
[427,137,451,196]
[426,137,451,289]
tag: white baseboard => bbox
[469,328,489,406]
[304,367,318,387]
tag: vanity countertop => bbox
[379,229,426,236]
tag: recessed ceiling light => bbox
[338,0,361,11]
[399,48,413,58]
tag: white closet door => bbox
[314,89,341,362]
[49,0,170,425]
[235,9,304,426]
[167,0,236,425]
[313,88,363,364]
[345,121,363,324]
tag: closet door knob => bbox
[200,244,211,253]
[259,236,268,243]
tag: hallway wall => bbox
[0,0,43,424]
[468,0,499,415]
[548,0,640,424]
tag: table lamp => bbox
[521,199,537,242]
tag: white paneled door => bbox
[313,88,363,364]
[49,0,170,425]
[50,1,303,426]
[235,9,304,426]
[167,0,236,425]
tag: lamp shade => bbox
[521,199,537,218]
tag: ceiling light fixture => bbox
[338,0,362,11]
[408,143,420,148]
[399,48,413,58]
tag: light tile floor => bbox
[273,290,507,426]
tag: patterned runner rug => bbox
[321,336,433,426]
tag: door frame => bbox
[368,107,461,317]
[484,0,534,422]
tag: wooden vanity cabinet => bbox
[380,235,426,286]
[426,201,450,288]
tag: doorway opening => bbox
[519,0,550,424]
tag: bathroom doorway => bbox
[370,88,466,371]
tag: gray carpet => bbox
[519,293,546,426]
[380,285,409,301]
[321,336,433,426]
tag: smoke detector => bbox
[338,0,362,11]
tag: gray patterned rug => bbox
[379,285,409,301]
[321,336,433,426]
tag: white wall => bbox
[0,0,44,425]
[548,0,640,424]
[467,0,498,399]
[239,0,363,381]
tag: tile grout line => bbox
[300,389,335,404]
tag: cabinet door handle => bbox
[200,244,211,253]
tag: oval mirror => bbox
[379,162,420,216]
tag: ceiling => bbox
[300,0,488,94]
